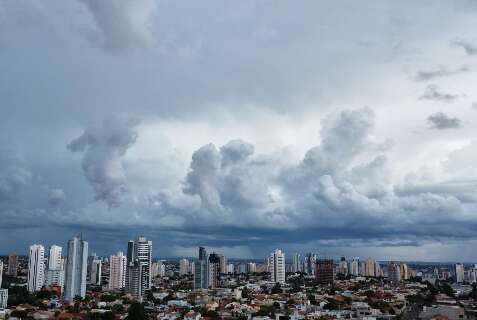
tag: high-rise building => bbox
[45,269,65,290]
[8,253,18,277]
[303,253,317,275]
[315,259,334,285]
[292,253,301,273]
[180,259,190,276]
[151,261,165,278]
[189,261,195,275]
[247,262,256,274]
[219,255,227,274]
[64,236,88,300]
[48,245,62,271]
[0,261,3,288]
[208,253,221,288]
[350,258,360,276]
[374,261,382,277]
[338,257,348,275]
[125,237,152,300]
[400,263,409,280]
[109,252,126,290]
[0,289,7,310]
[455,263,465,283]
[359,261,367,276]
[126,261,142,300]
[269,249,285,284]
[127,240,135,264]
[88,255,102,286]
[194,247,208,289]
[45,252,66,290]
[226,263,234,274]
[365,258,376,277]
[388,262,401,285]
[27,244,45,293]
[199,247,207,261]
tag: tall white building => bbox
[151,261,165,278]
[247,262,256,274]
[180,259,190,276]
[48,245,62,271]
[126,236,152,300]
[0,289,7,310]
[365,258,376,277]
[0,261,3,288]
[45,269,65,289]
[109,251,126,290]
[64,236,88,300]
[350,258,360,276]
[269,249,285,284]
[292,253,301,273]
[219,255,227,274]
[27,244,45,293]
[226,263,234,274]
[455,263,465,283]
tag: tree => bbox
[271,283,283,294]
[125,302,145,320]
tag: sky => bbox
[2,0,477,261]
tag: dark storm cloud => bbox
[413,65,470,81]
[419,85,463,103]
[451,39,477,55]
[427,112,462,130]
[165,108,473,248]
[67,114,140,208]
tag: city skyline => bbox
[3,1,477,261]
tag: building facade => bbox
[8,253,18,277]
[315,259,335,285]
[109,251,127,290]
[27,244,45,293]
[269,249,285,284]
[64,236,88,300]
[0,289,7,310]
[125,237,152,300]
[194,247,208,289]
[48,245,62,271]
[292,253,301,273]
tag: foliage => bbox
[125,302,146,320]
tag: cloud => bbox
[173,108,471,245]
[47,188,65,206]
[182,139,268,217]
[67,114,140,208]
[413,65,470,81]
[451,39,477,55]
[0,152,32,202]
[79,0,158,52]
[419,84,463,103]
[427,112,462,130]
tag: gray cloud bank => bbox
[52,109,477,254]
